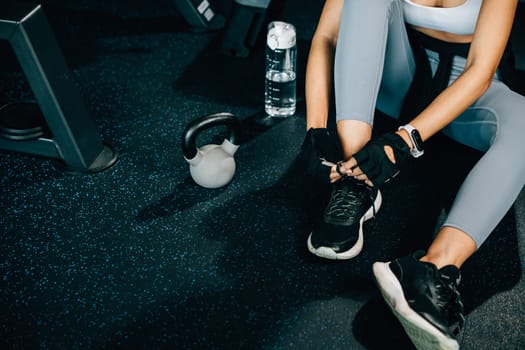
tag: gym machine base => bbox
[0,1,118,174]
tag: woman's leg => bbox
[419,226,477,268]
[372,52,525,350]
[334,0,415,158]
[423,79,525,268]
[308,0,415,260]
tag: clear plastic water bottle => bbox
[265,21,296,117]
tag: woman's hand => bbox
[329,159,373,186]
[331,131,411,187]
[300,128,343,184]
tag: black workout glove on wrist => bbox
[353,131,411,186]
[298,128,342,183]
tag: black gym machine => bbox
[0,0,276,174]
[0,1,118,174]
[173,0,275,57]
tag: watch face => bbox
[411,129,424,151]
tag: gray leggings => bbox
[334,0,525,248]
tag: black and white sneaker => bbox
[373,251,465,350]
[307,177,381,260]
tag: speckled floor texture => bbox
[1,1,524,349]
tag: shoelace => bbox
[325,181,374,221]
[435,272,465,335]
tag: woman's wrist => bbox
[395,129,414,150]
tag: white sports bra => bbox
[403,0,482,35]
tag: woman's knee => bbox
[344,0,401,16]
[457,85,525,151]
[494,93,525,146]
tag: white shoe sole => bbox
[307,190,382,260]
[372,262,460,350]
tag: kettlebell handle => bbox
[182,112,241,160]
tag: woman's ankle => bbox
[419,226,477,269]
[336,119,372,157]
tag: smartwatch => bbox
[398,124,424,158]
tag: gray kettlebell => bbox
[182,112,241,188]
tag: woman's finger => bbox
[347,164,363,176]
[330,165,343,183]
[354,172,375,187]
[343,157,358,170]
[353,173,368,181]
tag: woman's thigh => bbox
[442,80,525,152]
[441,81,525,247]
[335,0,415,123]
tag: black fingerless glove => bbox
[353,131,411,186]
[298,128,342,183]
[302,128,342,162]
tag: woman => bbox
[302,0,522,349]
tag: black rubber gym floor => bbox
[1,1,524,349]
